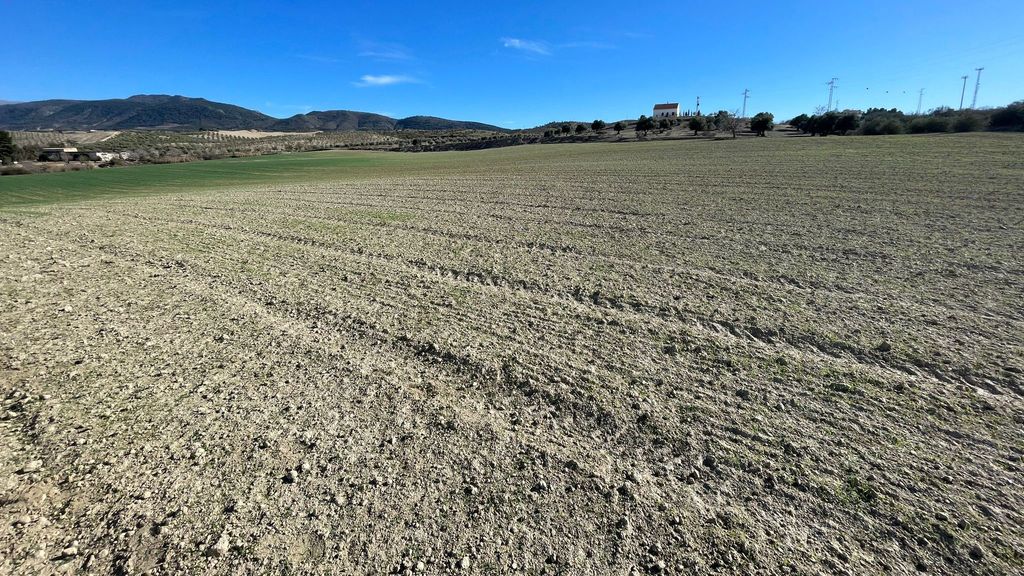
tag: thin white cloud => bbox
[354,74,419,87]
[361,49,410,61]
[501,38,550,56]
[358,46,409,60]
[560,40,615,50]
[358,41,414,61]
[501,37,614,56]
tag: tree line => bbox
[542,111,776,139]
[788,101,1024,136]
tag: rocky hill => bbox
[0,95,506,132]
[0,95,275,131]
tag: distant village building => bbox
[653,103,680,118]
[40,147,78,161]
[39,148,112,162]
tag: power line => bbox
[741,89,750,118]
[971,67,984,109]
[959,75,968,110]
[826,78,838,112]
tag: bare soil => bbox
[1,135,1022,575]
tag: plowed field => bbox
[1,134,1022,575]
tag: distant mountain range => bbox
[0,95,507,132]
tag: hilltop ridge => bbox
[0,95,507,132]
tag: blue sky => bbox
[5,0,1023,127]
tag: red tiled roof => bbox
[653,103,679,109]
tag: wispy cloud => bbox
[501,37,615,56]
[501,38,551,56]
[358,40,414,62]
[560,40,616,50]
[354,74,419,87]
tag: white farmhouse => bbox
[652,103,679,118]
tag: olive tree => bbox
[750,112,774,137]
[687,116,706,135]
[635,115,655,136]
[716,111,740,138]
[0,131,15,164]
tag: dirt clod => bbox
[17,460,43,474]
[205,534,230,558]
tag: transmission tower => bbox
[959,75,968,110]
[916,88,924,115]
[826,78,838,111]
[971,67,984,109]
[741,89,750,118]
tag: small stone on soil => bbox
[18,460,43,474]
[206,534,230,557]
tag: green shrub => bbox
[789,114,810,132]
[952,114,983,132]
[908,116,949,133]
[861,117,905,135]
[835,112,860,134]
[989,101,1024,131]
[812,112,840,136]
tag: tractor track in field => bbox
[95,207,1022,398]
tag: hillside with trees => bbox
[0,95,507,133]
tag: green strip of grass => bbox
[0,151,426,209]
